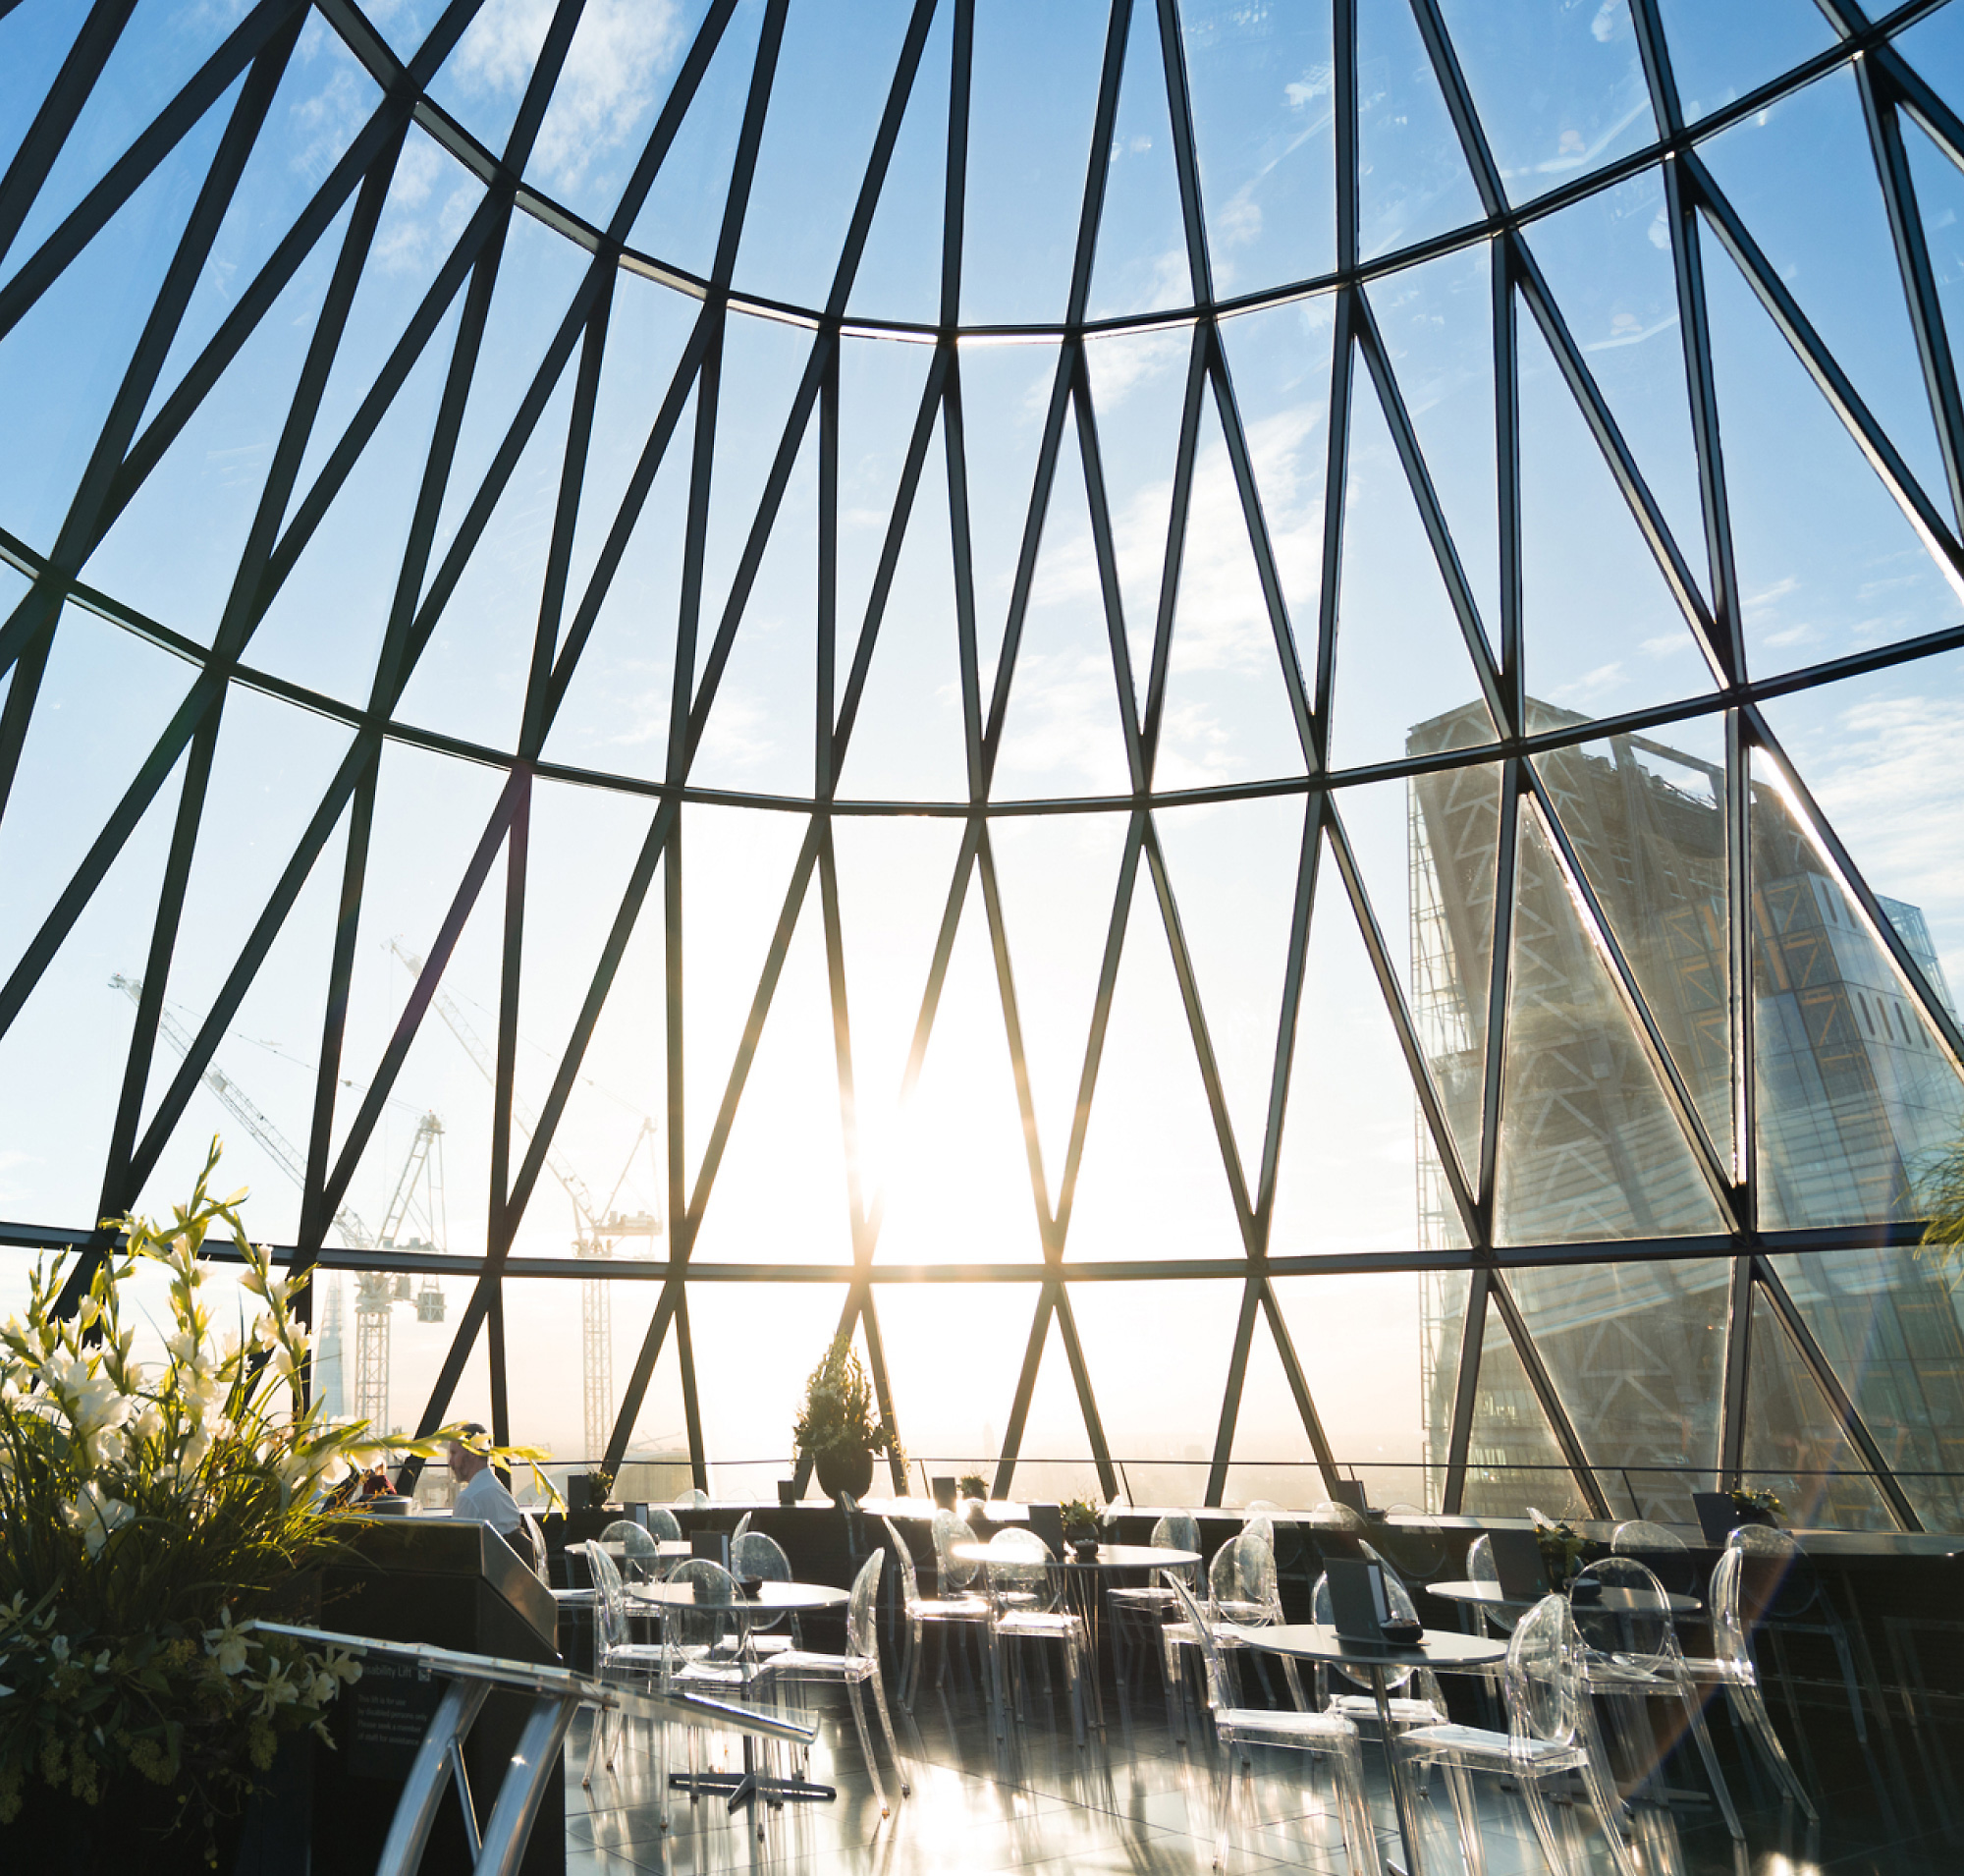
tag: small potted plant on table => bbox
[1729,1487,1784,1528]
[1061,1496,1103,1561]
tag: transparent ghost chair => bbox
[600,1519,666,1584]
[579,1542,673,1793]
[732,1528,798,1660]
[1609,1518,1699,1598]
[520,1510,591,1611]
[1395,1594,1640,1876]
[642,1504,684,1542]
[1310,1545,1447,1741]
[1164,1526,1301,1740]
[881,1514,989,1711]
[1571,1555,1743,1845]
[1106,1513,1200,1704]
[981,1528,1090,1746]
[732,1511,753,1541]
[674,1487,712,1511]
[752,1549,909,1816]
[1166,1576,1376,1874]
[660,1558,778,1818]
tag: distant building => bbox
[1407,702,1964,1530]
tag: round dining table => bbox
[1427,1578,1701,1615]
[623,1578,849,1815]
[1228,1622,1506,1876]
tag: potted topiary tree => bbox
[791,1336,902,1502]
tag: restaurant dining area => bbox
[7,0,1964,1870]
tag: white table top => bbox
[627,1579,848,1615]
[1229,1622,1507,1671]
[952,1541,1201,1570]
[1428,1578,1701,1615]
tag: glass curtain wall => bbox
[4,0,1964,1529]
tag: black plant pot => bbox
[814,1447,875,1501]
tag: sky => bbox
[2,0,1963,1490]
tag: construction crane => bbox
[387,941,662,1462]
[109,975,445,1438]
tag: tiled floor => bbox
[564,1660,1960,1876]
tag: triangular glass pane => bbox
[509,776,664,1251]
[1742,1283,1896,1531]
[1272,1273,1432,1510]
[983,812,1128,1187]
[615,1301,696,1499]
[1498,800,1728,1242]
[1433,0,1656,205]
[873,856,1046,1267]
[1357,0,1487,262]
[0,94,231,552]
[1517,295,1716,718]
[247,299,465,707]
[677,803,812,1178]
[1749,744,1964,1229]
[1530,714,1733,1163]
[831,815,968,1209]
[1905,114,1964,414]
[1419,1269,1471,1511]
[393,371,578,751]
[1006,1297,1098,1505]
[1384,759,1505,1185]
[368,1292,490,1469]
[993,417,1136,799]
[1656,0,1835,123]
[1524,164,1707,574]
[1701,65,1949,510]
[846,2,953,326]
[877,1283,1044,1482]
[326,737,513,1166]
[1082,325,1192,688]
[1704,187,1964,676]
[1064,850,1246,1262]
[86,203,355,649]
[687,419,820,799]
[736,2,923,312]
[1897,4,1964,122]
[955,339,1064,705]
[1086,0,1191,321]
[522,1,723,233]
[1072,1279,1240,1504]
[1221,1302,1323,1513]
[689,1284,860,1498]
[1460,1306,1595,1522]
[1329,360,1497,772]
[1157,390,1314,786]
[688,888,853,1267]
[1214,297,1336,652]
[831,406,970,804]
[1506,1259,1727,1527]
[1272,830,1468,1257]
[0,3,83,217]
[1152,794,1305,1173]
[960,2,1109,326]
[502,1275,641,1485]
[1181,4,1337,297]
[1768,1246,1964,1533]
[0,720,183,1229]
[1368,244,1500,635]
[623,0,765,281]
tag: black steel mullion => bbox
[994,1284,1057,1499]
[1717,1253,1756,1488]
[1065,0,1134,328]
[1754,1253,1923,1530]
[1487,1269,1611,1517]
[1071,348,1149,789]
[1440,1266,1490,1514]
[487,776,530,1253]
[601,1280,682,1478]
[1403,0,1507,216]
[1876,31,1964,174]
[856,1286,909,1494]
[1312,293,1356,764]
[1511,232,1727,676]
[945,353,985,796]
[1140,817,1257,1241]
[818,344,839,798]
[1474,760,1522,1240]
[1205,1279,1263,1506]
[1153,0,1212,303]
[1052,1284,1118,1500]
[1688,150,1964,595]
[1857,60,1964,532]
[1052,811,1147,1242]
[1625,0,1684,139]
[1521,768,1734,1208]
[942,0,972,329]
[676,1288,707,1492]
[486,1285,509,1449]
[1745,703,1964,1076]
[1142,328,1208,777]
[1254,793,1323,1232]
[1207,331,1319,770]
[975,825,1059,1233]
[1324,804,1481,1238]
[817,828,867,1239]
[1258,1278,1342,1493]
[1334,0,1358,274]
[1493,236,1524,721]
[1355,296,1508,733]
[668,309,723,787]
[0,0,142,262]
[1724,709,1754,1213]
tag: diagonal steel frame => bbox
[1312,290,1357,764]
[1474,760,1523,1238]
[1717,1252,1755,1488]
[1141,328,1208,777]
[1441,1265,1490,1514]
[1486,1268,1611,1518]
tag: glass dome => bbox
[4,0,1963,1532]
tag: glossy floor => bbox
[564,1665,1958,1876]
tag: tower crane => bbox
[109,975,446,1436]
[387,941,662,1462]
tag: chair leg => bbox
[1443,1762,1487,1876]
[1212,1749,1235,1869]
[870,1670,909,1796]
[1522,1780,1577,1876]
[1332,1738,1376,1876]
[1576,1743,1642,1876]
[846,1680,888,1817]
[1680,1683,1745,1843]
[1725,1679,1821,1823]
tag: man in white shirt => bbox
[449,1423,521,1538]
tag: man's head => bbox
[448,1423,490,1483]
